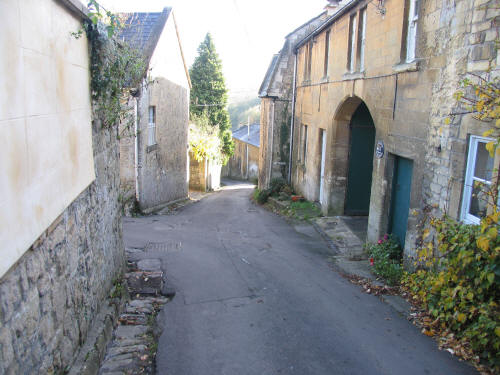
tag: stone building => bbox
[263,0,499,257]
[258,11,327,189]
[119,7,191,212]
[0,0,125,372]
[223,124,261,180]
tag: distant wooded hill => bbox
[228,97,260,130]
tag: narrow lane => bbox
[123,180,476,375]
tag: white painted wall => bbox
[0,0,95,277]
[149,11,190,90]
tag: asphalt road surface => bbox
[123,180,476,375]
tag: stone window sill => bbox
[393,60,418,73]
[320,76,329,84]
[301,79,312,86]
[146,144,158,153]
[342,71,365,81]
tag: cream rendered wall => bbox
[0,0,94,277]
[149,12,190,90]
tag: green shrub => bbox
[365,234,403,286]
[403,214,500,371]
[253,188,270,204]
[269,177,286,196]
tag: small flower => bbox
[383,234,389,241]
[378,239,383,244]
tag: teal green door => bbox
[389,156,413,247]
[345,103,376,215]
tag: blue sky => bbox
[100,0,327,101]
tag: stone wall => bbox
[422,0,499,223]
[189,151,221,191]
[137,78,189,210]
[224,139,259,180]
[0,116,125,374]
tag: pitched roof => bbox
[258,54,280,98]
[294,0,359,52]
[232,124,260,147]
[119,7,171,61]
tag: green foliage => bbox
[269,177,287,195]
[287,200,321,220]
[189,33,233,159]
[253,188,270,204]
[75,1,146,129]
[403,214,500,370]
[365,235,403,285]
[228,98,261,129]
[189,114,223,163]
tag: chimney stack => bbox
[324,0,341,16]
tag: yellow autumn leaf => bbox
[477,236,490,251]
[485,141,495,156]
[457,313,466,323]
[496,118,500,127]
[483,128,495,137]
[496,327,500,337]
[423,228,430,240]
[487,226,498,239]
[444,118,451,125]
[466,292,474,300]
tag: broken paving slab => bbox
[137,258,162,271]
[125,271,164,295]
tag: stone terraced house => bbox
[260,0,499,258]
[223,124,261,180]
[119,7,191,212]
[0,0,125,373]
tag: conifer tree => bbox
[189,33,234,160]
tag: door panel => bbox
[389,156,413,247]
[345,103,375,215]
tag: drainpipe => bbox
[134,96,140,200]
[268,99,275,188]
[246,118,250,180]
[287,53,298,184]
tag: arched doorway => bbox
[345,102,375,215]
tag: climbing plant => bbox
[73,1,146,129]
[189,114,224,163]
[403,71,500,372]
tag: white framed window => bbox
[358,7,367,71]
[406,0,419,62]
[348,14,357,72]
[461,135,496,224]
[148,106,156,146]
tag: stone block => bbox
[471,43,496,61]
[467,60,491,72]
[471,20,492,33]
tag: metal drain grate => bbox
[145,242,182,252]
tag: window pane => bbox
[468,182,489,218]
[473,141,494,181]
